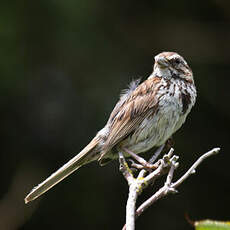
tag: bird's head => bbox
[152,52,193,82]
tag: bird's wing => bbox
[102,76,162,153]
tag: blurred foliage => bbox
[195,220,230,230]
[0,0,230,229]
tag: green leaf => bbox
[195,220,230,230]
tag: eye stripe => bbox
[168,57,181,65]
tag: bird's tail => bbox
[24,137,100,204]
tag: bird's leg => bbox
[166,137,174,150]
[148,144,165,164]
[127,159,146,171]
[123,147,158,170]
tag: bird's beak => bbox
[155,56,169,68]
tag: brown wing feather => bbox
[103,77,161,152]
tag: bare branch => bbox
[125,183,138,230]
[171,147,220,188]
[120,146,166,230]
[121,147,220,230]
[119,152,133,184]
[136,147,220,220]
[136,156,178,218]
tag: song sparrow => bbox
[25,51,196,203]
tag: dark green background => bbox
[1,1,230,229]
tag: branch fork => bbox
[119,147,220,230]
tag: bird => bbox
[25,51,196,204]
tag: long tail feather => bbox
[24,138,99,204]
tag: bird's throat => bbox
[150,66,172,79]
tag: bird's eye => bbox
[174,58,181,65]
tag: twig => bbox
[136,155,178,218]
[171,148,220,188]
[120,147,220,230]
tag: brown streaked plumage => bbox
[25,52,196,204]
[102,77,161,152]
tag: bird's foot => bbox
[123,148,158,171]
